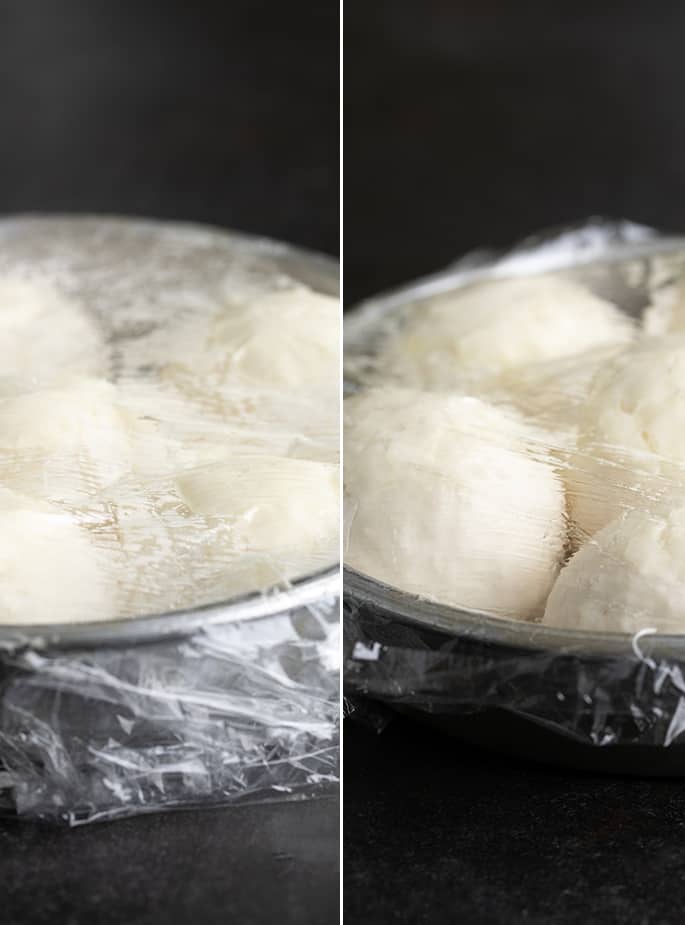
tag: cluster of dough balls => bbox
[0,271,339,625]
[544,263,685,634]
[347,266,685,633]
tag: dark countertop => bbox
[3,797,339,925]
[344,3,685,923]
[344,720,685,925]
[0,2,338,923]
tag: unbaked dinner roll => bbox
[568,336,685,540]
[544,504,685,634]
[344,387,566,621]
[0,487,114,624]
[375,275,634,391]
[177,455,339,591]
[0,272,105,385]
[0,377,167,503]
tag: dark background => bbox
[0,0,339,256]
[345,0,685,306]
[344,2,685,923]
[0,2,338,924]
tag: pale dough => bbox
[567,336,685,540]
[643,275,685,335]
[544,505,685,634]
[126,286,339,390]
[120,285,339,466]
[0,263,339,623]
[177,455,339,588]
[0,377,167,503]
[344,388,566,621]
[0,487,114,625]
[375,275,634,391]
[0,273,105,385]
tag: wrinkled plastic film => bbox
[0,591,339,825]
[344,221,685,750]
[344,594,685,748]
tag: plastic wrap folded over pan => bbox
[344,220,685,774]
[0,216,339,823]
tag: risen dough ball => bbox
[207,287,339,389]
[344,388,566,621]
[0,377,166,503]
[0,273,105,384]
[0,488,113,624]
[376,275,634,391]
[80,453,340,618]
[568,337,685,539]
[544,506,685,634]
[121,286,339,466]
[177,455,339,591]
[129,286,338,391]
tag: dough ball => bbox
[207,286,339,389]
[177,455,339,592]
[544,505,685,634]
[120,285,339,465]
[344,388,566,621]
[0,272,106,385]
[0,377,169,503]
[0,488,114,624]
[568,337,685,540]
[126,285,339,391]
[375,275,634,391]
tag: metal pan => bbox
[343,222,685,775]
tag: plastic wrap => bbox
[343,220,685,767]
[0,215,339,625]
[0,216,340,822]
[0,579,339,824]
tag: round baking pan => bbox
[0,215,340,654]
[343,223,685,775]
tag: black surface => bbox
[3,798,339,925]
[344,3,685,923]
[0,2,338,924]
[344,721,684,925]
